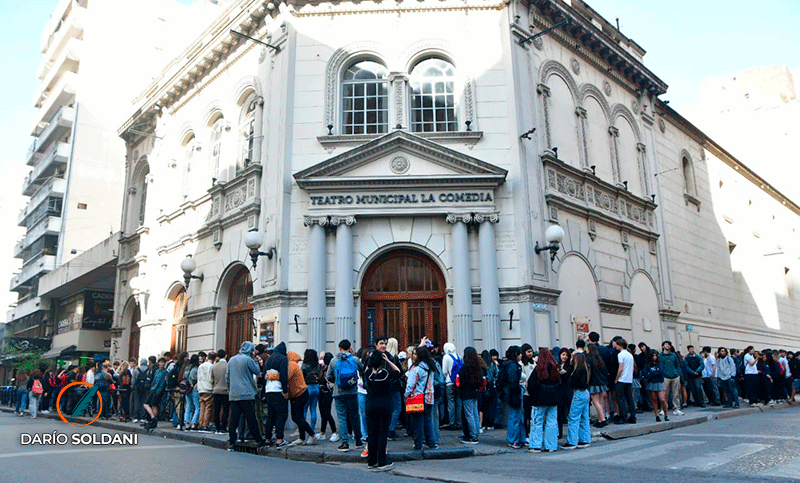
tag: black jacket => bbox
[264,342,289,393]
[569,366,590,390]
[498,360,522,406]
[527,375,561,407]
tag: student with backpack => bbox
[442,343,463,430]
[118,361,133,422]
[27,370,44,419]
[183,354,200,430]
[326,339,364,452]
[132,358,152,423]
[167,352,188,429]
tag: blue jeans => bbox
[358,392,367,438]
[462,397,480,439]
[389,391,402,432]
[446,384,462,427]
[304,385,319,430]
[410,403,437,449]
[334,395,361,444]
[567,390,591,446]
[16,389,28,413]
[530,405,558,451]
[719,378,739,407]
[28,392,41,418]
[184,388,200,425]
[506,393,526,444]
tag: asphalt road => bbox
[3,407,800,483]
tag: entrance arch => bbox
[360,249,447,349]
[226,267,253,357]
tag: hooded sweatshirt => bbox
[286,351,307,399]
[264,341,289,394]
[225,341,260,401]
[197,359,214,393]
[132,359,150,390]
[326,351,364,398]
[442,343,459,386]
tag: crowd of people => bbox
[3,331,799,467]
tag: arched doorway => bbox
[128,304,141,361]
[170,289,188,355]
[361,249,447,349]
[226,267,253,357]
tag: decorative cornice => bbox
[317,131,483,149]
[659,308,681,324]
[251,291,311,311]
[292,0,507,18]
[598,298,633,316]
[185,307,217,324]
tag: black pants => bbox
[119,390,131,419]
[264,392,289,440]
[367,405,391,467]
[319,389,337,434]
[615,382,635,420]
[290,391,315,440]
[759,374,773,404]
[213,393,229,431]
[523,395,533,434]
[228,399,262,445]
[132,390,147,420]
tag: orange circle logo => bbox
[56,382,102,427]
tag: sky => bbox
[0,0,798,321]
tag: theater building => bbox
[112,0,800,361]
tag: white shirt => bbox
[744,353,758,375]
[617,350,634,383]
[85,369,95,385]
[780,357,791,378]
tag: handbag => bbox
[405,392,424,413]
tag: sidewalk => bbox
[2,400,792,463]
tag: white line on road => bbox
[670,432,800,441]
[759,455,800,479]
[668,443,770,470]
[593,440,703,466]
[543,438,657,460]
[0,443,195,459]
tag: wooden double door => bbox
[226,267,253,357]
[361,250,447,350]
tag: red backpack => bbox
[32,379,43,396]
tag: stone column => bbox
[305,216,328,352]
[476,213,501,352]
[252,96,264,164]
[447,213,473,350]
[332,216,356,345]
[608,125,621,185]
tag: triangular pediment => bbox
[294,131,507,190]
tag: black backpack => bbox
[134,368,152,392]
[166,364,182,389]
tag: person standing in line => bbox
[365,344,401,471]
[142,358,168,429]
[27,369,44,419]
[404,344,438,451]
[684,345,706,407]
[287,350,320,445]
[225,341,267,451]
[642,351,668,422]
[211,349,230,434]
[318,352,339,441]
[458,346,487,445]
[527,348,561,453]
[613,338,636,425]
[327,339,365,452]
[197,351,215,432]
[561,352,591,450]
[263,342,290,447]
[716,347,739,408]
[636,343,652,412]
[499,346,525,448]
[660,341,683,416]
[442,342,463,431]
[117,361,132,422]
[556,348,573,440]
[301,349,322,435]
[480,349,499,431]
[701,347,720,406]
[520,344,536,435]
[183,354,201,430]
[385,337,403,441]
[586,345,609,428]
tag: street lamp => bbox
[180,255,204,290]
[244,229,276,270]
[534,224,565,262]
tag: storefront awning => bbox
[42,345,76,359]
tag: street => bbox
[2,407,800,482]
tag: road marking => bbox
[0,443,194,459]
[669,443,770,470]
[670,432,800,441]
[543,438,657,460]
[593,440,703,466]
[759,456,800,479]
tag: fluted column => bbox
[305,216,328,351]
[448,213,473,350]
[476,213,501,352]
[332,216,356,345]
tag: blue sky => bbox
[0,0,797,316]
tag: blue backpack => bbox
[449,354,463,384]
[336,355,358,390]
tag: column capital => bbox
[608,126,620,137]
[304,215,329,227]
[636,142,647,154]
[474,212,499,224]
[446,213,473,224]
[330,215,356,226]
[575,106,587,118]
[537,83,551,97]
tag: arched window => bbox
[682,156,696,196]
[137,164,150,227]
[238,93,257,170]
[170,288,188,355]
[342,60,389,135]
[409,58,458,133]
[209,116,224,181]
[181,133,196,200]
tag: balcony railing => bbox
[22,142,69,196]
[34,37,81,110]
[32,71,77,132]
[39,0,85,68]
[30,105,74,148]
[10,254,56,292]
[17,216,62,253]
[18,177,67,226]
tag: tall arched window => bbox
[342,60,389,135]
[238,93,257,170]
[181,133,196,200]
[409,58,458,133]
[682,156,696,196]
[209,116,224,181]
[170,288,188,355]
[137,164,150,227]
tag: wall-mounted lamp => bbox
[534,224,565,262]
[622,180,628,190]
[651,194,656,203]
[180,255,204,290]
[552,147,558,158]
[244,229,275,270]
[590,165,596,176]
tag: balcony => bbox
[38,0,85,69]
[32,71,77,132]
[34,37,81,110]
[6,296,48,322]
[29,105,74,156]
[18,177,67,227]
[17,216,62,254]
[10,254,56,292]
[22,142,69,196]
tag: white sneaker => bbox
[768,400,775,406]
[132,419,139,423]
[307,434,322,445]
[479,427,484,434]
[40,410,50,414]
[672,409,684,416]
[658,410,664,416]
[330,433,340,442]
[291,438,306,446]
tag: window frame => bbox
[340,59,390,135]
[408,57,459,133]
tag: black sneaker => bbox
[460,436,473,444]
[376,463,395,472]
[275,440,290,448]
[338,443,350,452]
[577,442,590,448]
[354,439,364,449]
[560,443,576,450]
[627,417,637,424]
[595,420,609,428]
[427,444,439,449]
[227,443,235,452]
[387,431,400,441]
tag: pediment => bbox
[294,130,507,190]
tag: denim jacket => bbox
[405,362,434,404]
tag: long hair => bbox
[322,352,333,367]
[558,347,572,368]
[521,343,533,365]
[572,352,591,385]
[535,347,560,382]
[481,350,492,367]
[462,346,488,388]
[387,338,399,357]
[303,349,319,368]
[505,345,521,362]
[648,350,661,367]
[586,344,607,373]
[413,346,437,373]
